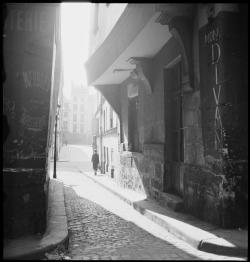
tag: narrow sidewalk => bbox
[3,178,68,260]
[78,168,248,259]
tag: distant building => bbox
[94,92,120,178]
[62,83,96,144]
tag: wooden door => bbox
[164,61,184,194]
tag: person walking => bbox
[91,149,99,175]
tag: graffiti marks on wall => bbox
[4,7,50,33]
[209,29,224,152]
[202,25,225,154]
[213,85,223,151]
[3,98,16,120]
[17,71,49,92]
[20,109,46,131]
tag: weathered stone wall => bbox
[3,168,48,239]
[116,4,247,228]
[3,3,59,238]
[117,143,165,197]
[183,165,224,225]
[3,3,56,168]
[117,152,146,195]
[198,4,248,227]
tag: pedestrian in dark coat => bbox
[91,150,99,175]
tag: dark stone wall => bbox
[3,168,48,238]
[3,3,58,238]
[116,5,247,228]
[3,3,56,168]
[199,6,248,227]
[183,165,224,226]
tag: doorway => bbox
[164,58,184,195]
[128,96,139,152]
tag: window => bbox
[110,106,113,129]
[64,111,68,117]
[111,148,113,164]
[128,96,139,152]
[106,147,109,172]
[103,146,106,173]
[80,104,84,112]
[105,108,108,130]
[113,112,117,128]
[73,124,77,133]
[103,110,106,132]
[73,104,77,111]
[73,114,77,122]
[80,125,84,134]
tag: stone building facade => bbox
[85,4,248,228]
[94,92,121,178]
[61,85,96,145]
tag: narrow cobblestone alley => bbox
[3,4,248,261]
[42,145,244,260]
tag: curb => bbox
[3,179,68,260]
[82,171,247,258]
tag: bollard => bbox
[111,167,114,179]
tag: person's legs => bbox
[93,164,97,175]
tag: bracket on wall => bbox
[155,6,195,92]
[127,57,153,95]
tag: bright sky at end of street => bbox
[61,3,93,98]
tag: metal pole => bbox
[53,114,57,178]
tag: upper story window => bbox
[110,106,113,129]
[103,109,106,132]
[80,104,84,112]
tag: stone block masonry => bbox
[3,168,48,239]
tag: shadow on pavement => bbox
[61,185,198,260]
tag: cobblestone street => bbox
[43,145,245,260]
[65,186,195,260]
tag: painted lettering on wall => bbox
[204,27,220,45]
[18,71,49,91]
[4,8,49,33]
[205,27,223,152]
